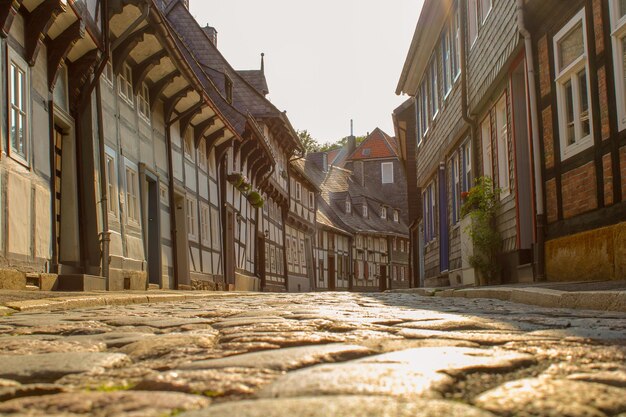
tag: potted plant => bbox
[460,177,502,286]
[227,172,245,188]
[247,191,264,208]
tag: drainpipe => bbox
[165,121,179,289]
[459,0,478,168]
[516,0,546,281]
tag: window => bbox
[381,162,394,184]
[610,0,626,130]
[160,184,169,205]
[362,204,368,218]
[462,141,472,192]
[393,210,399,222]
[480,0,492,23]
[468,0,479,47]
[186,197,197,239]
[198,140,207,171]
[201,203,210,246]
[211,207,220,248]
[104,61,114,85]
[309,191,315,209]
[451,153,461,225]
[419,81,429,139]
[345,199,352,213]
[452,7,461,80]
[381,206,387,219]
[119,63,134,106]
[481,115,493,178]
[105,149,118,218]
[183,129,194,160]
[295,182,302,201]
[393,238,397,251]
[495,95,510,198]
[125,165,139,224]
[554,9,593,159]
[299,239,306,266]
[442,30,452,97]
[138,83,150,123]
[423,181,436,242]
[8,52,28,163]
[429,58,439,118]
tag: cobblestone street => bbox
[0,292,625,416]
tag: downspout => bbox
[459,0,478,168]
[165,120,179,289]
[516,0,545,281]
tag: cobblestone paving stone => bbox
[0,292,625,416]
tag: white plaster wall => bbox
[126,234,145,261]
[120,124,139,160]
[202,250,211,274]
[184,162,196,190]
[198,173,208,200]
[140,138,155,167]
[7,172,30,256]
[34,185,51,259]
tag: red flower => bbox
[461,191,470,201]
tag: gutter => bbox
[516,0,546,281]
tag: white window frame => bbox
[553,9,594,160]
[186,196,198,240]
[442,29,452,98]
[381,206,387,219]
[468,0,479,48]
[198,140,208,171]
[393,210,399,222]
[118,63,134,107]
[481,115,493,178]
[211,207,220,249]
[183,128,194,160]
[200,203,210,246]
[451,153,461,225]
[452,7,461,81]
[346,199,352,214]
[8,49,29,165]
[381,162,394,184]
[309,191,315,209]
[104,60,114,87]
[463,141,472,192]
[295,182,302,201]
[138,82,150,124]
[610,0,626,131]
[495,95,511,199]
[480,0,492,24]
[362,204,368,218]
[124,162,140,225]
[429,57,439,119]
[423,181,436,243]
[104,146,118,219]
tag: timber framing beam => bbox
[149,70,179,110]
[132,49,167,95]
[164,85,194,124]
[107,0,134,18]
[194,116,216,148]
[215,139,233,166]
[48,20,86,91]
[205,127,226,151]
[0,0,22,38]
[68,49,98,109]
[26,0,64,66]
[112,25,153,75]
[178,101,204,141]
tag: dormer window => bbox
[345,199,352,213]
[362,148,371,157]
[381,206,387,219]
[393,210,399,222]
[225,74,233,104]
[362,204,368,218]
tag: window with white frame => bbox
[186,197,197,239]
[125,165,140,224]
[423,181,436,242]
[200,203,210,246]
[198,140,207,171]
[462,141,472,192]
[452,7,461,80]
[480,0,492,23]
[138,83,150,123]
[393,238,397,251]
[393,210,399,222]
[295,182,301,201]
[429,58,439,118]
[105,149,118,218]
[496,95,510,198]
[345,199,351,213]
[309,191,315,209]
[420,81,429,137]
[8,51,28,163]
[451,153,461,225]
[183,128,194,160]
[119,63,134,106]
[610,0,626,130]
[442,29,452,97]
[381,206,387,219]
[381,162,394,184]
[160,184,168,205]
[554,9,593,159]
[104,61,114,86]
[468,0,479,47]
[210,207,220,248]
[362,204,368,218]
[481,115,493,178]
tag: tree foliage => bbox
[297,130,320,154]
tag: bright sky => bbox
[189,1,424,145]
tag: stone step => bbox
[516,263,534,284]
[57,275,106,291]
[148,283,160,291]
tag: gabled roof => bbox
[347,128,399,161]
[237,70,269,96]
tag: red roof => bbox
[348,128,399,161]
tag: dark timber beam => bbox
[215,138,233,166]
[0,0,22,38]
[164,85,194,124]
[67,49,98,109]
[149,70,179,111]
[205,127,226,151]
[132,49,167,95]
[194,116,216,148]
[26,0,64,66]
[240,140,257,165]
[178,102,203,142]
[112,25,153,75]
[48,21,86,91]
[107,0,133,18]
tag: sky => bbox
[189,0,424,145]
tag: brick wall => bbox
[597,66,611,141]
[541,107,555,170]
[538,35,551,99]
[561,162,598,219]
[603,153,613,206]
[546,178,558,224]
[592,0,605,55]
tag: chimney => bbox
[203,24,218,47]
[347,119,356,156]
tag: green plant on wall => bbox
[461,177,502,285]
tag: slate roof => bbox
[237,70,269,96]
[348,128,399,161]
[297,158,409,238]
